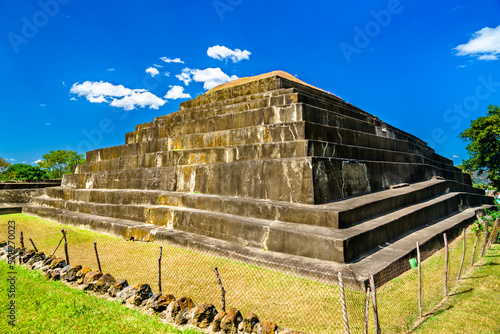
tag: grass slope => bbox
[1,213,499,333]
[0,260,201,334]
[413,245,500,334]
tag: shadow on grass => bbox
[410,285,478,333]
[449,288,473,297]
[420,305,454,319]
[462,275,488,279]
[482,262,500,266]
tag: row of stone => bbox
[0,243,303,334]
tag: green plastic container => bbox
[409,258,418,268]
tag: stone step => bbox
[179,75,287,110]
[125,101,405,150]
[350,205,496,286]
[297,90,429,148]
[125,103,299,144]
[22,201,493,291]
[308,141,454,172]
[38,180,464,228]
[304,122,450,166]
[295,90,374,123]
[64,158,316,204]
[126,89,297,143]
[154,89,296,126]
[87,122,307,166]
[67,156,469,204]
[43,179,486,229]
[33,196,273,248]
[266,192,491,262]
[325,179,486,228]
[311,157,468,203]
[21,204,365,290]
[87,120,450,173]
[79,140,308,173]
[81,137,456,175]
[29,191,491,265]
[39,180,378,227]
[127,85,387,148]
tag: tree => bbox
[1,164,48,181]
[0,157,10,173]
[38,150,86,179]
[460,105,500,189]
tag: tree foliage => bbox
[37,150,86,179]
[0,157,10,173]
[460,105,500,189]
[1,164,48,181]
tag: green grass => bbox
[412,244,500,334]
[1,213,499,333]
[0,260,201,334]
[0,214,353,334]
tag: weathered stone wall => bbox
[0,189,45,203]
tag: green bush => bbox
[0,163,48,181]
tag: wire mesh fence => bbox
[0,213,496,334]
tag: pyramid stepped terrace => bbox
[24,71,495,290]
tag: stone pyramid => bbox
[26,71,494,289]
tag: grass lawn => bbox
[1,213,499,333]
[0,259,201,334]
[0,214,355,334]
[412,244,500,334]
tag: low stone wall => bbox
[0,180,61,189]
[0,242,304,334]
[0,180,61,203]
[0,189,45,203]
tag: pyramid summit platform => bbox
[25,71,494,290]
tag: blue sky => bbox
[1,0,499,167]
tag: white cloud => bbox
[455,25,500,60]
[106,68,115,71]
[153,64,163,68]
[146,67,160,77]
[207,45,251,62]
[110,91,165,110]
[70,81,135,98]
[164,85,191,100]
[160,57,184,64]
[70,97,77,101]
[176,68,193,85]
[32,159,42,164]
[45,123,50,126]
[175,67,237,90]
[40,103,46,107]
[70,81,165,110]
[452,155,460,159]
[478,54,499,60]
[87,95,107,103]
[8,158,15,161]
[164,72,170,77]
[191,68,238,90]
